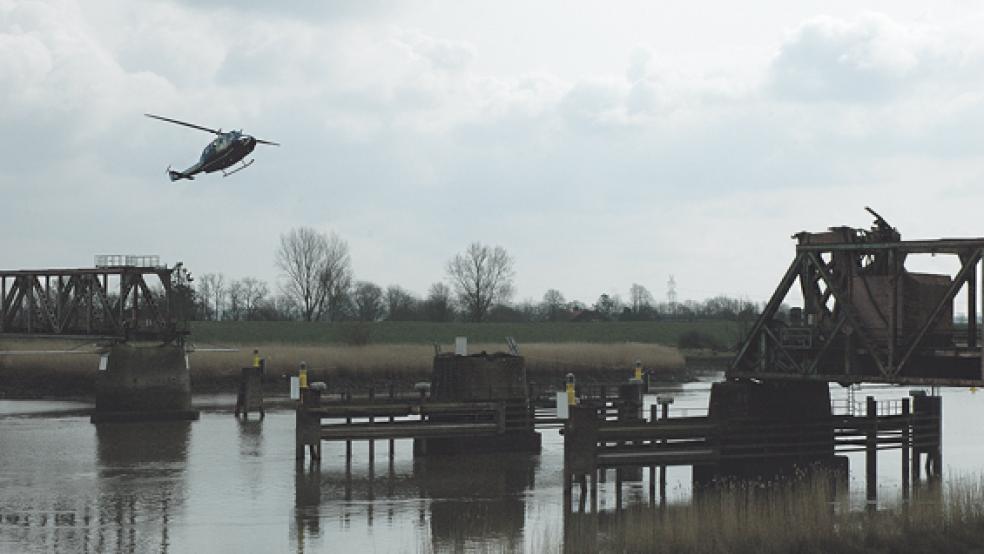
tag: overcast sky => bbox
[4,1,984,307]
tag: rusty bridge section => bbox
[0,257,190,342]
[731,209,984,386]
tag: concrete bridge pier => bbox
[91,343,199,423]
[414,353,541,456]
[694,380,841,485]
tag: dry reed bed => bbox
[561,473,984,554]
[0,341,685,391]
[192,341,685,380]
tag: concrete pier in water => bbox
[91,343,199,423]
[416,353,541,455]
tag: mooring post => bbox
[649,402,658,505]
[658,396,672,505]
[565,406,599,514]
[345,389,352,461]
[368,386,376,462]
[865,395,877,510]
[295,387,322,461]
[902,397,911,500]
[926,395,943,480]
[388,383,395,461]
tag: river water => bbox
[2,375,983,553]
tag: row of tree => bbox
[187,227,760,323]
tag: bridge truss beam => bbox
[0,266,187,342]
[730,228,984,387]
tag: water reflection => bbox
[418,453,537,552]
[292,448,539,552]
[0,416,190,554]
[237,419,264,458]
[94,421,191,554]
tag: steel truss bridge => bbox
[0,262,189,343]
[731,215,984,386]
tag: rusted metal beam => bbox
[797,238,984,254]
[730,253,804,374]
[894,248,983,376]
[807,252,891,377]
[805,312,848,375]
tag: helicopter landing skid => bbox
[223,159,254,177]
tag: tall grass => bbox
[190,320,743,350]
[559,473,984,554]
[192,341,685,381]
[1,339,684,395]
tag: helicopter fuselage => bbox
[169,131,257,181]
[146,113,278,181]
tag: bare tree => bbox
[352,281,385,322]
[211,274,226,321]
[240,277,269,321]
[594,292,622,318]
[227,280,245,320]
[196,275,214,320]
[197,273,226,321]
[540,289,567,321]
[385,285,419,321]
[629,283,654,313]
[423,282,455,321]
[275,227,352,321]
[446,242,515,322]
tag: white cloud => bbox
[768,12,935,102]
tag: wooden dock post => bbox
[901,397,911,499]
[649,403,657,505]
[368,386,376,462]
[658,396,672,505]
[345,389,353,460]
[564,406,600,513]
[388,383,396,461]
[865,395,877,510]
[234,366,264,419]
[295,387,322,461]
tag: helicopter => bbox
[145,113,280,181]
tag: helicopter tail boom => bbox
[167,167,194,181]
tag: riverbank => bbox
[0,340,691,399]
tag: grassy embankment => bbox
[553,473,984,554]
[0,320,738,397]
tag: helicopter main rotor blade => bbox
[144,113,219,135]
[255,138,281,146]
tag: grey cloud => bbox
[397,29,476,72]
[167,0,401,21]
[768,13,924,103]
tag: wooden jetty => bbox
[562,392,942,512]
[296,352,542,462]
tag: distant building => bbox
[569,307,609,322]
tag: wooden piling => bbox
[368,387,375,462]
[865,396,877,510]
[388,384,395,461]
[902,397,911,500]
[235,366,264,419]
